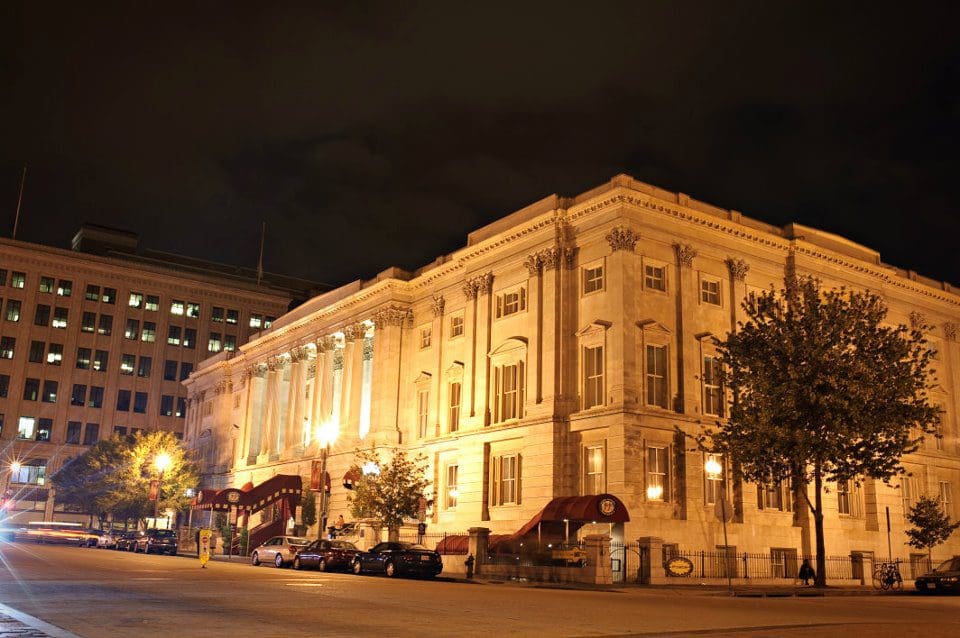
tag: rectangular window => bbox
[124,319,139,340]
[583,345,604,409]
[128,292,144,308]
[119,353,135,375]
[701,279,721,305]
[183,328,196,349]
[11,459,46,485]
[249,313,263,329]
[113,426,127,438]
[76,348,91,370]
[134,392,148,414]
[176,397,186,418]
[160,395,174,417]
[52,307,68,328]
[940,481,953,518]
[35,304,51,326]
[97,314,113,336]
[583,264,604,294]
[11,272,26,288]
[0,336,16,359]
[36,418,53,441]
[179,362,193,381]
[140,321,156,342]
[645,344,669,408]
[164,360,178,381]
[644,264,666,292]
[23,378,40,401]
[29,340,45,363]
[450,315,464,337]
[224,334,236,352]
[495,287,527,318]
[6,299,21,321]
[901,476,918,516]
[417,389,429,438]
[66,421,82,445]
[93,350,109,372]
[420,327,431,349]
[39,276,55,293]
[705,453,725,505]
[0,374,8,397]
[170,299,185,315]
[226,309,239,324]
[838,480,853,515]
[46,343,63,365]
[494,361,524,423]
[446,464,459,509]
[497,455,519,505]
[85,284,100,301]
[137,356,152,378]
[758,481,791,511]
[208,332,222,352]
[449,382,461,432]
[81,311,96,332]
[0,269,6,285]
[71,384,86,406]
[101,288,116,304]
[88,386,104,408]
[116,389,131,412]
[647,446,669,502]
[145,295,159,312]
[585,444,606,495]
[18,416,36,439]
[212,307,224,323]
[167,325,181,346]
[186,302,201,318]
[57,280,72,297]
[703,355,723,416]
[41,380,58,403]
[264,316,275,329]
[83,423,100,445]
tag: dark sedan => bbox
[116,530,147,551]
[138,529,179,555]
[915,556,960,593]
[351,541,443,578]
[293,539,359,571]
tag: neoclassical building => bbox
[184,175,960,565]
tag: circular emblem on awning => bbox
[227,491,240,504]
[598,497,617,517]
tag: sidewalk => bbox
[0,604,81,638]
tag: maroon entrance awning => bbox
[512,493,629,540]
[190,475,302,512]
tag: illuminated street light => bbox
[312,420,339,539]
[706,454,733,594]
[153,452,172,528]
[1,461,22,518]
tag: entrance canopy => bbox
[190,474,302,513]
[512,493,629,541]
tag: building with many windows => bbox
[0,225,321,522]
[184,175,960,565]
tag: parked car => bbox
[915,556,960,593]
[131,529,178,555]
[116,530,147,551]
[351,541,443,578]
[78,529,115,548]
[293,539,359,571]
[250,536,310,568]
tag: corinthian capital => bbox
[674,243,698,268]
[725,258,750,282]
[606,226,639,252]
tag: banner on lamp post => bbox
[149,479,159,501]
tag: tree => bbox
[300,490,317,529]
[706,276,939,587]
[348,447,430,540]
[906,495,960,564]
[51,431,199,528]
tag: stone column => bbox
[340,328,358,431]
[284,350,304,453]
[346,324,366,435]
[462,280,479,422]
[474,273,494,426]
[606,227,641,408]
[430,296,445,435]
[260,357,280,459]
[583,534,613,585]
[237,368,254,467]
[637,536,666,584]
[523,253,544,406]
[370,307,408,444]
[673,244,698,414]
[248,367,266,461]
[468,526,491,575]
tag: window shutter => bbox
[520,286,526,311]
[517,360,525,418]
[516,454,522,505]
[494,367,501,423]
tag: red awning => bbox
[512,494,629,540]
[434,534,514,554]
[190,475,302,512]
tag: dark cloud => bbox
[2,1,958,287]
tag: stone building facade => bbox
[184,175,960,562]
[0,226,319,522]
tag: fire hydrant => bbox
[464,553,475,579]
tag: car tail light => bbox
[289,545,299,553]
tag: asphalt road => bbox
[1,542,958,637]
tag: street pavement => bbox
[1,541,958,637]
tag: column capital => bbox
[373,305,413,328]
[674,243,698,268]
[606,226,639,252]
[944,322,957,342]
[430,295,445,317]
[725,257,750,282]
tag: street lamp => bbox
[315,420,339,539]
[1,461,21,519]
[153,452,172,528]
[705,454,733,594]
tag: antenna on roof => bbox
[257,221,266,285]
[12,164,26,239]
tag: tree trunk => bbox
[388,526,400,542]
[813,462,827,587]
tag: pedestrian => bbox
[799,558,815,586]
[464,554,475,579]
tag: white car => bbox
[250,536,310,568]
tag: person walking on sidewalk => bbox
[799,558,816,586]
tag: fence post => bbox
[700,550,705,578]
[742,553,748,580]
[468,527,490,576]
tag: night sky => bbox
[3,2,959,288]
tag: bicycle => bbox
[872,561,903,591]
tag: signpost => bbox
[198,528,212,568]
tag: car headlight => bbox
[942,577,958,583]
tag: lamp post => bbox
[315,421,339,539]
[153,452,172,528]
[705,454,733,594]
[1,461,21,520]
